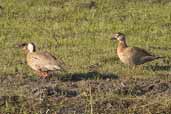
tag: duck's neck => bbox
[26,50,36,55]
[117,40,128,52]
[28,48,36,53]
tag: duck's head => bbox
[16,42,36,53]
[111,32,126,42]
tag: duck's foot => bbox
[36,71,49,78]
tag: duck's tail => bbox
[142,56,165,63]
[154,56,165,59]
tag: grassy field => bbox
[0,0,171,113]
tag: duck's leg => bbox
[41,72,49,78]
[36,71,49,78]
[132,65,136,70]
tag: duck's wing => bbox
[131,47,162,63]
[43,52,67,71]
[131,47,152,56]
[43,52,65,65]
[27,52,65,72]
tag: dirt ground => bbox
[0,72,171,114]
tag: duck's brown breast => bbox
[117,47,134,65]
[26,52,40,71]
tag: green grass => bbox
[1,0,171,77]
[1,0,171,113]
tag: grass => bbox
[0,0,171,75]
[0,0,171,113]
[1,0,171,77]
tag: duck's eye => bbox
[22,43,28,47]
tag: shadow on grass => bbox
[57,71,119,82]
[145,65,171,71]
[100,57,119,64]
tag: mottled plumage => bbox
[27,52,64,72]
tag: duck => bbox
[111,32,163,66]
[17,42,66,78]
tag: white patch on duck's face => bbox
[27,43,35,52]
[113,33,119,38]
[117,35,125,41]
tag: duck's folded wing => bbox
[132,47,152,56]
[40,52,67,71]
[141,56,160,63]
[43,52,66,66]
[28,52,64,71]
